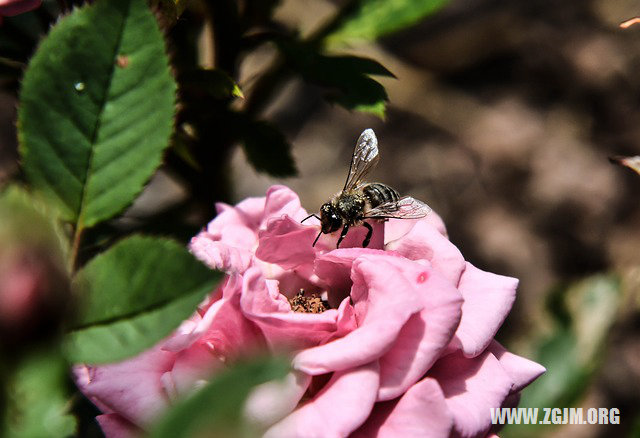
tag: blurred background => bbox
[2,0,640,436]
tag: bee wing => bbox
[343,129,380,191]
[363,196,431,219]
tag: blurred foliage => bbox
[3,350,76,438]
[325,0,450,46]
[65,235,221,364]
[502,275,623,438]
[150,356,290,438]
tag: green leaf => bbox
[150,356,290,438]
[4,351,76,438]
[279,40,393,118]
[19,0,176,229]
[326,0,450,45]
[64,235,221,364]
[240,119,297,177]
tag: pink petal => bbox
[354,377,453,438]
[488,341,545,393]
[240,268,350,350]
[261,185,309,228]
[429,350,513,438]
[293,255,426,375]
[78,349,175,427]
[161,276,243,353]
[244,370,312,428]
[256,216,319,269]
[161,343,224,401]
[378,269,463,400]
[385,220,465,285]
[314,247,387,306]
[384,211,448,243]
[0,0,40,16]
[95,414,141,438]
[212,196,266,233]
[189,233,254,273]
[450,263,518,357]
[264,362,380,438]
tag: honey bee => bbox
[302,129,431,248]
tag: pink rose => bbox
[0,0,40,16]
[75,185,544,437]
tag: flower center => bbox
[288,289,330,313]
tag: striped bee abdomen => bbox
[362,182,399,208]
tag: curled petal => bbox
[161,343,224,401]
[244,370,312,428]
[353,377,452,438]
[212,196,266,233]
[256,216,319,269]
[384,212,447,244]
[385,220,465,285]
[314,248,387,306]
[96,414,141,438]
[77,349,174,427]
[189,233,254,273]
[450,262,517,357]
[488,341,546,393]
[429,351,513,438]
[0,0,40,16]
[261,185,309,228]
[378,270,463,400]
[264,362,380,438]
[293,255,426,375]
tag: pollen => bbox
[289,289,330,313]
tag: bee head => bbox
[320,202,342,234]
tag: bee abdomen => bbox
[362,183,399,208]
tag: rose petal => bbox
[385,220,465,285]
[264,362,380,438]
[0,0,40,16]
[314,247,387,306]
[293,255,426,375]
[78,349,174,426]
[488,341,546,393]
[353,377,453,438]
[95,414,141,438]
[450,262,518,357]
[244,370,312,428]
[189,234,254,273]
[261,185,309,228]
[429,350,513,438]
[211,196,266,233]
[384,211,448,243]
[377,269,463,400]
[161,343,224,401]
[256,216,319,269]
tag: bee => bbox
[302,129,431,248]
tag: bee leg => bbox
[302,214,320,223]
[337,224,350,248]
[362,221,373,248]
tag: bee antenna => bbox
[312,230,322,247]
[302,214,320,224]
